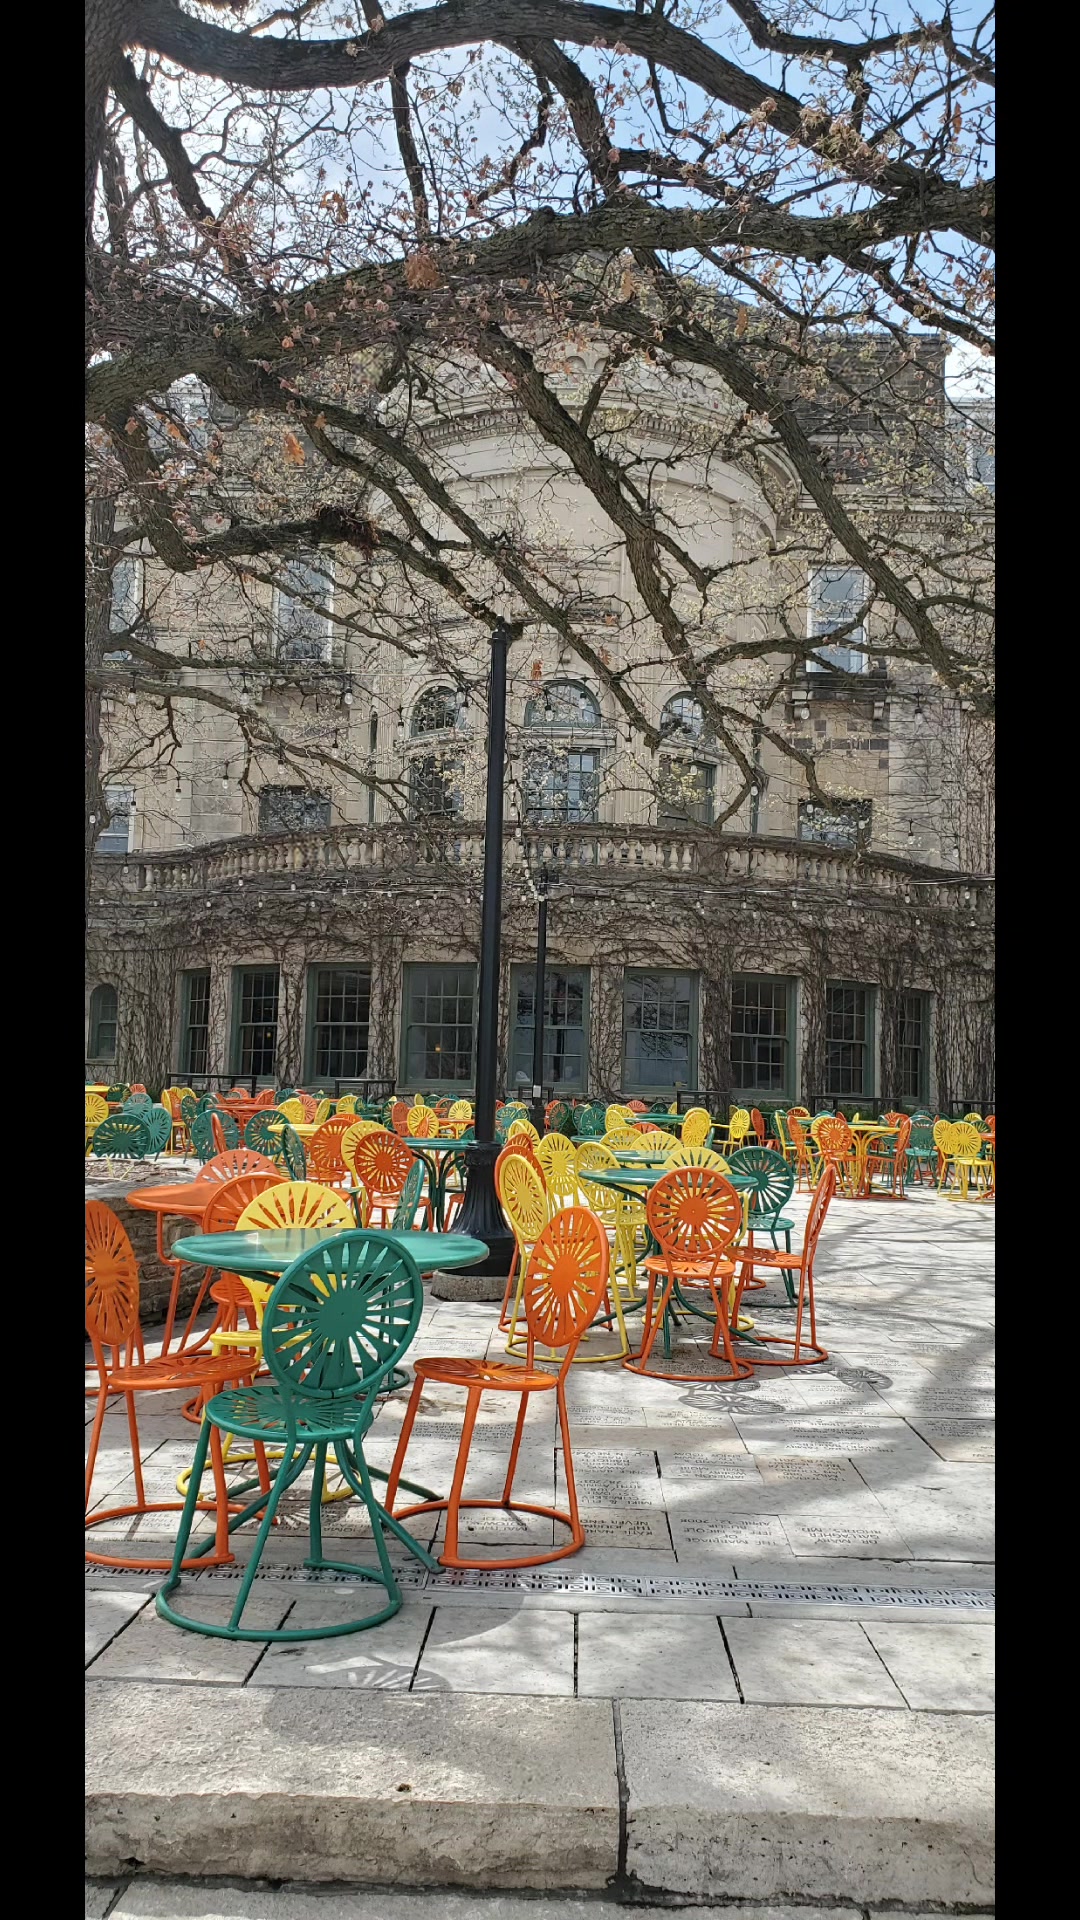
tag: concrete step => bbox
[86,1685,993,1907]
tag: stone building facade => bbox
[86,360,995,1110]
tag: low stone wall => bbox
[85,1159,205,1323]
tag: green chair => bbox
[727,1144,797,1303]
[277,1123,307,1181]
[244,1109,286,1155]
[574,1104,606,1137]
[547,1100,571,1137]
[188,1109,217,1163]
[141,1104,173,1157]
[180,1094,199,1126]
[91,1114,149,1162]
[390,1157,426,1229]
[906,1121,938,1185]
[105,1084,129,1104]
[122,1092,152,1113]
[156,1231,438,1643]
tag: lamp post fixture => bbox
[453,620,517,1277]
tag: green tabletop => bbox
[587,1166,753,1197]
[633,1111,686,1128]
[613,1149,669,1165]
[168,1227,488,1276]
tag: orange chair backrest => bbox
[199,1171,283,1235]
[892,1116,912,1156]
[210,1112,228,1154]
[521,1206,610,1369]
[882,1111,906,1126]
[308,1115,358,1185]
[496,1136,545,1190]
[160,1088,182,1119]
[340,1118,384,1175]
[352,1128,416,1198]
[646,1166,743,1270]
[390,1100,411,1135]
[234,1181,355,1233]
[814,1115,854,1157]
[788,1106,811,1120]
[750,1108,766,1145]
[200,1147,278,1183]
[786,1112,812,1159]
[800,1162,837,1269]
[295,1093,318,1122]
[627,1099,647,1113]
[254,1087,278,1108]
[85,1201,140,1360]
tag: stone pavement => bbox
[86,1887,995,1920]
[86,1184,994,1907]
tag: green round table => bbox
[169,1226,488,1275]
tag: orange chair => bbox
[733,1164,836,1366]
[785,1111,818,1191]
[812,1115,858,1196]
[199,1147,278,1184]
[866,1115,911,1197]
[296,1092,318,1122]
[623,1165,750,1383]
[386,1207,610,1569]
[307,1115,359,1190]
[352,1128,419,1225]
[253,1087,278,1108]
[750,1107,767,1146]
[175,1169,284,1361]
[85,1202,260,1572]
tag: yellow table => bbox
[268,1121,319,1141]
[845,1122,900,1198]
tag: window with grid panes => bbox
[808,566,868,672]
[825,981,875,1097]
[409,754,461,819]
[308,967,371,1080]
[899,991,928,1102]
[233,968,279,1077]
[731,976,792,1094]
[275,552,333,662]
[403,965,475,1085]
[510,966,588,1091]
[524,748,600,823]
[181,970,211,1076]
[657,755,715,826]
[88,984,118,1061]
[258,787,331,834]
[623,970,697,1093]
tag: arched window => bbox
[411,686,461,736]
[88,984,118,1062]
[660,694,714,745]
[657,696,718,828]
[524,681,601,731]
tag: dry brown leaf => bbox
[404,252,443,290]
[283,431,306,467]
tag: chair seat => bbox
[413,1356,557,1392]
[104,1352,250,1393]
[202,1381,374,1440]
[642,1255,736,1282]
[737,1245,799,1270]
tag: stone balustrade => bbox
[95,823,994,924]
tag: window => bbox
[403,964,476,1085]
[97,787,134,855]
[525,748,600,824]
[275,552,333,663]
[88,983,118,1061]
[798,799,871,850]
[808,566,868,672]
[510,966,589,1092]
[825,981,875,1098]
[308,966,371,1080]
[524,680,601,730]
[660,694,713,745]
[409,754,461,820]
[411,686,462,736]
[258,787,332,834]
[900,991,929,1102]
[232,968,279,1077]
[658,756,715,826]
[109,556,143,635]
[731,976,793,1094]
[181,969,211,1076]
[623,970,698,1094]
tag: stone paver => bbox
[87,1589,291,1684]
[722,1617,907,1707]
[862,1619,995,1710]
[85,1588,150,1665]
[417,1604,574,1695]
[577,1611,739,1699]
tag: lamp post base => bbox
[451,1140,516,1277]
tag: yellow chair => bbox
[575,1140,643,1317]
[406,1103,438,1136]
[666,1141,731,1173]
[940,1120,989,1199]
[85,1092,109,1154]
[312,1098,332,1124]
[448,1099,473,1121]
[639,1130,678,1154]
[497,1154,550,1341]
[277,1097,306,1125]
[677,1106,713,1150]
[536,1133,578,1206]
[712,1107,751,1150]
[507,1117,540,1146]
[334,1093,358,1115]
[603,1126,647,1151]
[340,1118,385,1178]
[604,1103,634,1132]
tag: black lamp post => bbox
[530,867,549,1134]
[453,620,517,1275]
